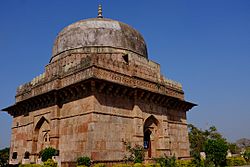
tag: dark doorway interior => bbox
[144,129,152,158]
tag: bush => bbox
[19,164,42,167]
[243,149,250,163]
[93,163,106,167]
[42,158,57,167]
[77,156,91,167]
[176,159,196,167]
[226,157,247,166]
[190,151,205,167]
[0,147,10,167]
[144,164,152,167]
[228,143,240,154]
[123,142,145,163]
[204,139,228,166]
[40,147,58,162]
[133,163,143,167]
[112,164,132,167]
[144,163,160,167]
[154,156,176,167]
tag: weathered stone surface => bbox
[51,18,148,62]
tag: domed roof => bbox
[51,17,148,61]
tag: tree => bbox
[188,124,206,155]
[228,143,240,154]
[0,147,9,167]
[204,139,228,167]
[204,126,224,140]
[188,124,228,166]
[39,147,58,162]
[243,148,250,163]
[188,124,226,156]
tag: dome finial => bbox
[97,4,103,18]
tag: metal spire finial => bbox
[97,4,103,18]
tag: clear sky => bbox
[0,0,250,149]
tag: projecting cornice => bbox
[2,79,196,117]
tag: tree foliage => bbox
[39,147,58,162]
[188,124,225,156]
[227,143,240,154]
[188,124,228,166]
[226,157,247,166]
[123,141,145,163]
[77,156,91,167]
[43,158,57,167]
[243,148,250,163]
[0,147,9,167]
[204,138,228,166]
[188,124,206,155]
[154,155,177,167]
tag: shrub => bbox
[190,151,205,167]
[226,157,247,166]
[154,156,176,167]
[144,163,160,167]
[40,147,58,162]
[93,163,106,167]
[133,163,143,167]
[176,159,196,167]
[228,143,240,154]
[19,164,42,167]
[204,138,228,166]
[123,141,145,163]
[243,149,250,163]
[144,163,153,167]
[0,147,10,167]
[77,156,91,167]
[112,164,132,167]
[42,158,57,167]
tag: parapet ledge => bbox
[17,72,46,94]
[161,75,182,91]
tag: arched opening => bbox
[144,129,152,157]
[35,116,48,130]
[144,115,159,158]
[33,116,50,158]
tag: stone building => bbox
[3,5,196,166]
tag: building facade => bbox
[3,6,196,166]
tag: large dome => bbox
[51,17,148,61]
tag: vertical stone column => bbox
[50,105,60,149]
[132,99,144,145]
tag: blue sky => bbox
[0,1,250,149]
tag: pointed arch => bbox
[35,116,49,131]
[143,115,160,158]
[143,115,159,131]
[32,116,51,157]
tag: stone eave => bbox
[2,89,57,116]
[2,78,196,117]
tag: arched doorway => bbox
[33,117,50,157]
[144,129,152,157]
[143,115,159,158]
